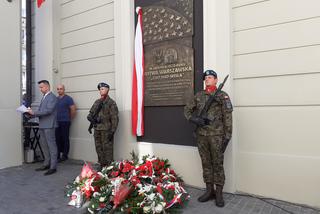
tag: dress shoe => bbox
[44,169,57,176]
[35,165,50,171]
[58,156,68,163]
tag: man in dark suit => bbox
[27,80,58,175]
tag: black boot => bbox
[198,183,215,202]
[215,185,225,207]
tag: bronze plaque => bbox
[142,0,194,106]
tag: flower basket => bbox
[65,153,190,213]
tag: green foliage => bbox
[130,150,139,165]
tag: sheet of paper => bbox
[16,105,28,113]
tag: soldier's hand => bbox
[95,117,102,124]
[107,133,114,141]
[88,127,92,134]
[189,116,206,126]
[87,115,94,122]
[221,138,230,153]
[203,118,212,125]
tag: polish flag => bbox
[132,7,145,137]
[37,0,45,8]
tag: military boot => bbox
[215,184,225,207]
[198,183,215,202]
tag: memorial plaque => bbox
[135,0,203,146]
[142,0,194,106]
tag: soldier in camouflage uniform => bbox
[184,70,233,207]
[87,82,119,169]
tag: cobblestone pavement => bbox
[0,161,318,214]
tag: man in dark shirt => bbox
[55,84,76,162]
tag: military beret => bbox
[97,82,110,90]
[203,69,217,80]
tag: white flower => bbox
[136,183,142,189]
[93,192,101,197]
[143,206,151,213]
[154,203,164,213]
[88,208,94,214]
[74,176,80,183]
[139,159,144,164]
[146,156,156,162]
[99,197,105,202]
[147,193,155,201]
[138,184,154,195]
[97,172,107,179]
[106,165,114,170]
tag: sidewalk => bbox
[0,161,318,214]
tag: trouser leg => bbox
[39,129,50,167]
[197,135,214,183]
[44,128,58,169]
[94,130,103,164]
[55,125,62,159]
[94,130,114,166]
[60,121,71,159]
[209,136,225,185]
[104,132,114,165]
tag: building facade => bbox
[1,0,319,208]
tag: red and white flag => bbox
[37,0,45,8]
[132,7,145,137]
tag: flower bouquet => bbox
[65,152,190,213]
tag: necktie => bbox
[39,95,45,109]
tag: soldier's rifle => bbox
[88,99,104,134]
[197,75,229,125]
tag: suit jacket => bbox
[34,92,58,129]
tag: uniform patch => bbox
[224,97,233,112]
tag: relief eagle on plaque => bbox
[142,0,194,106]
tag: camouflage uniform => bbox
[184,90,233,185]
[88,96,119,166]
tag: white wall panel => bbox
[69,137,97,162]
[237,152,320,207]
[61,38,114,63]
[61,0,113,19]
[0,0,22,169]
[234,18,320,55]
[61,73,115,92]
[233,0,320,31]
[67,90,116,109]
[69,110,92,139]
[0,111,22,169]
[61,4,114,33]
[62,21,114,48]
[61,56,114,78]
[60,0,74,5]
[235,107,320,156]
[234,45,320,78]
[58,0,115,166]
[232,0,320,207]
[232,0,269,8]
[234,73,320,106]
